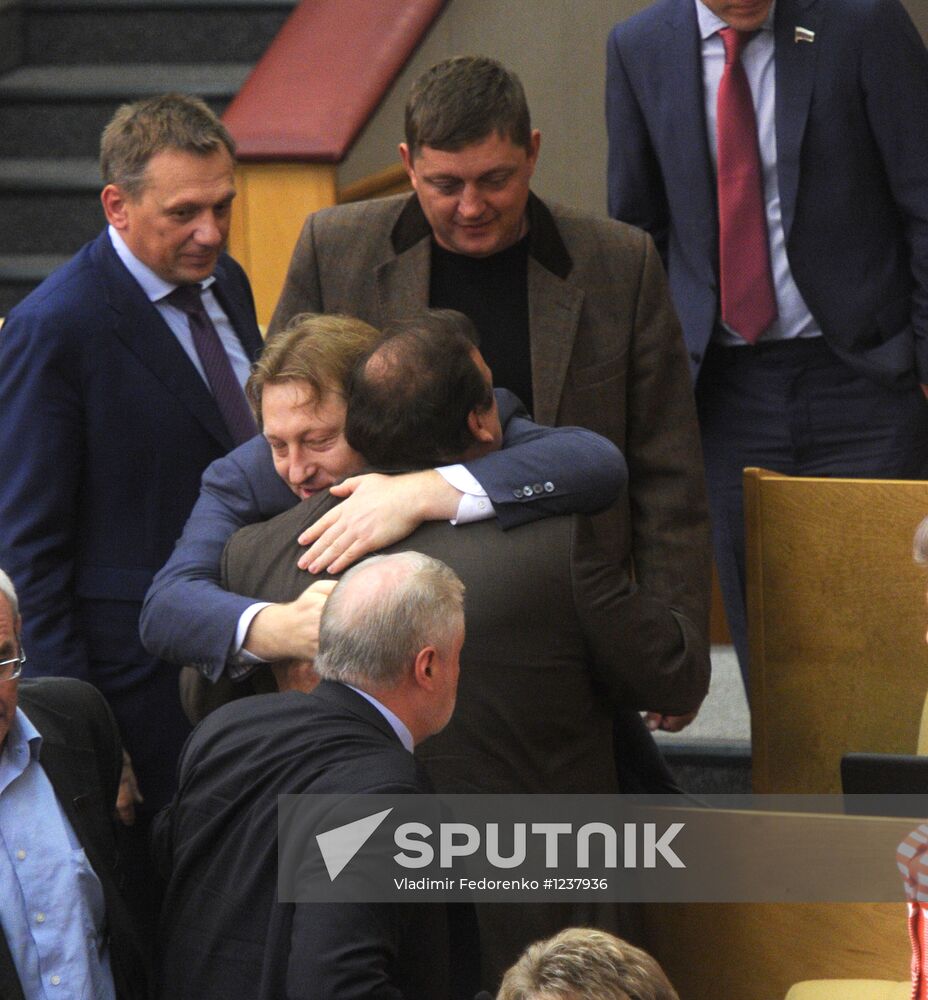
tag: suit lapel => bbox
[38,736,111,871]
[667,0,718,277]
[211,260,264,362]
[375,237,431,324]
[92,232,235,451]
[774,0,823,240]
[528,259,583,427]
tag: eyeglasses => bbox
[0,650,25,683]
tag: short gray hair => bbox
[314,552,464,689]
[497,928,679,1000]
[915,515,928,565]
[100,92,235,198]
[0,569,19,619]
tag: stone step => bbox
[0,158,101,255]
[22,0,297,66]
[0,63,250,157]
[0,253,69,317]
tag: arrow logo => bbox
[315,807,394,881]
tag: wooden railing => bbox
[222,0,444,325]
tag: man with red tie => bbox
[607,0,928,685]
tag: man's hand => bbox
[643,711,698,733]
[298,471,462,574]
[115,749,143,826]
[243,580,337,661]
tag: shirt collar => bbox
[107,224,216,302]
[346,684,414,753]
[4,707,42,764]
[695,0,776,40]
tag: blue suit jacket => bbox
[607,0,928,386]
[140,389,627,679]
[0,231,263,698]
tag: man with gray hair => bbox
[156,551,475,1000]
[0,569,148,999]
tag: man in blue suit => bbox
[607,0,928,682]
[0,93,263,813]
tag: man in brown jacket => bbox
[270,56,710,734]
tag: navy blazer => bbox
[607,0,928,386]
[0,231,262,804]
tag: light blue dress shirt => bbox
[108,225,252,388]
[0,708,115,1000]
[696,0,821,344]
[346,684,415,752]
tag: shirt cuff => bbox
[436,464,493,525]
[229,602,272,680]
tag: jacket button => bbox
[544,481,555,493]
[532,483,543,494]
[513,488,524,499]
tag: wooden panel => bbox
[228,162,337,329]
[744,469,928,793]
[643,902,908,1000]
[337,163,411,204]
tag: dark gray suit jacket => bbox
[155,681,472,999]
[221,492,709,985]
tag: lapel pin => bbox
[795,26,815,43]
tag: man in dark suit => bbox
[0,569,148,1000]
[606,0,928,682]
[221,318,710,986]
[0,93,264,811]
[156,550,473,1000]
[268,55,711,735]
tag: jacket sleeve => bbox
[606,23,672,260]
[0,308,91,681]
[570,515,710,716]
[140,437,296,680]
[464,389,628,528]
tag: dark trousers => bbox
[696,337,928,689]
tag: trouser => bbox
[695,337,928,689]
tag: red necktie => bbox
[896,825,928,1000]
[716,27,777,344]
[166,284,258,446]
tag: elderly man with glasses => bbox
[0,569,147,1000]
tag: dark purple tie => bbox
[716,27,777,344]
[165,284,257,446]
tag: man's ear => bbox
[412,645,439,690]
[467,406,496,445]
[399,143,418,191]
[101,184,131,229]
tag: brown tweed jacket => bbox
[269,192,710,636]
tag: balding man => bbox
[156,551,475,1000]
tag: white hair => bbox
[0,569,18,619]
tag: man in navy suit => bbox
[607,0,928,682]
[0,93,264,813]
